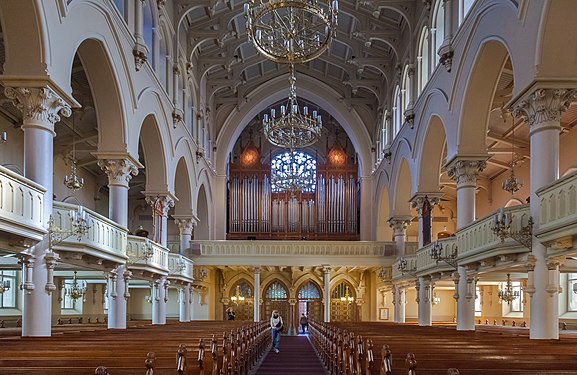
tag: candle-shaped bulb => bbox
[1,132,6,142]
[303,106,308,115]
[271,108,275,117]
[243,3,249,14]
[281,105,286,115]
[312,110,318,118]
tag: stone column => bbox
[388,217,412,256]
[212,174,228,240]
[144,194,175,247]
[4,86,71,337]
[410,194,441,248]
[439,0,455,72]
[323,266,331,322]
[394,285,406,323]
[288,298,297,335]
[359,176,374,240]
[133,0,148,70]
[179,283,191,322]
[97,158,139,329]
[447,157,486,331]
[418,277,432,326]
[253,267,261,322]
[173,217,196,255]
[152,277,169,325]
[513,88,577,339]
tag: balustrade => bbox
[0,165,46,240]
[126,235,169,275]
[536,170,577,246]
[167,253,194,281]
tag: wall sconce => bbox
[397,257,417,277]
[429,241,458,268]
[491,208,533,250]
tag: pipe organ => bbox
[228,141,359,240]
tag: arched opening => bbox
[393,85,402,136]
[173,157,193,217]
[431,0,445,67]
[376,186,393,241]
[392,158,413,216]
[297,280,322,323]
[196,184,210,239]
[417,27,430,94]
[263,280,289,322]
[331,280,357,322]
[226,279,253,321]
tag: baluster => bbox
[381,345,392,375]
[145,352,155,375]
[406,353,417,375]
[211,336,218,375]
[176,344,187,375]
[198,339,205,375]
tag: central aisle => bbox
[255,335,327,375]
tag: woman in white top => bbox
[270,310,283,353]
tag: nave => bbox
[1,320,577,374]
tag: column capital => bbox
[446,156,488,188]
[409,193,442,216]
[322,265,331,274]
[4,86,72,134]
[144,192,176,217]
[512,88,577,129]
[388,216,412,235]
[252,266,261,275]
[97,158,140,187]
[173,216,196,235]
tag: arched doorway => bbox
[226,279,253,321]
[262,281,289,323]
[331,280,357,322]
[297,281,322,322]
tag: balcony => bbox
[0,165,46,243]
[416,237,458,275]
[167,253,194,284]
[52,202,127,269]
[392,255,417,281]
[456,204,531,265]
[535,170,577,253]
[192,240,396,266]
[126,235,169,279]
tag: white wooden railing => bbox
[194,240,396,257]
[536,170,577,243]
[52,202,127,262]
[167,253,194,281]
[166,240,180,254]
[456,204,531,260]
[0,165,46,240]
[126,235,169,274]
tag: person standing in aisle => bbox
[270,310,283,353]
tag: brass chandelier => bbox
[502,113,523,194]
[68,271,86,301]
[63,111,85,192]
[244,0,339,64]
[263,64,322,149]
[498,273,520,304]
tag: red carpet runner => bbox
[255,335,327,375]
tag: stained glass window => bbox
[271,151,316,193]
[265,281,287,299]
[298,281,321,299]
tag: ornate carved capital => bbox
[410,194,441,217]
[525,254,537,272]
[97,159,139,187]
[512,88,577,128]
[446,159,487,187]
[322,265,331,275]
[253,266,261,275]
[174,217,196,235]
[133,43,148,71]
[4,87,71,132]
[547,256,565,270]
[145,195,175,217]
[388,217,412,235]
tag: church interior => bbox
[1,0,577,373]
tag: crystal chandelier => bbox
[64,111,85,192]
[502,114,523,194]
[68,271,86,301]
[498,274,520,304]
[231,284,245,305]
[263,64,323,149]
[244,0,339,64]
